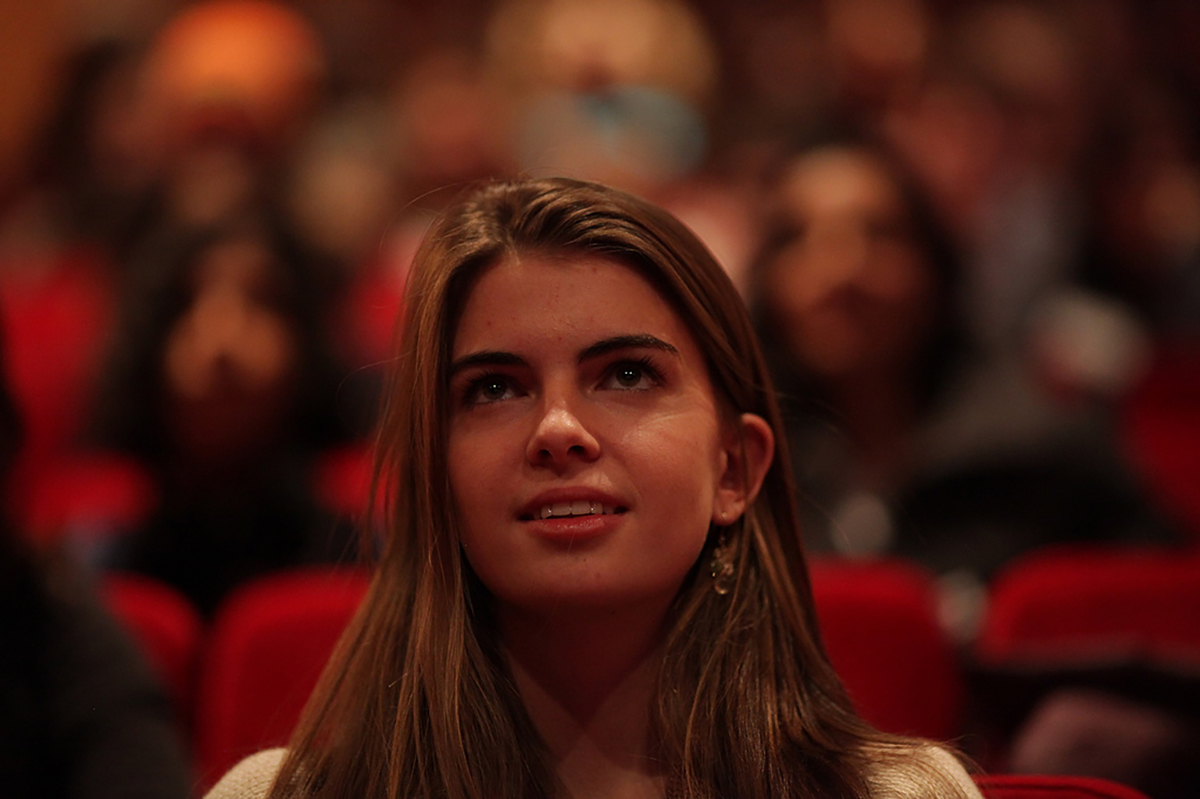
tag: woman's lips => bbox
[517,491,628,522]
[516,491,628,541]
[522,509,625,542]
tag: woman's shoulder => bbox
[203,748,288,799]
[865,744,984,799]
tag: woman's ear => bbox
[712,413,775,525]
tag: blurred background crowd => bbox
[1,0,1199,796]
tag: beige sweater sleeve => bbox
[203,749,287,799]
[868,744,984,799]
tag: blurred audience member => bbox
[1074,78,1200,541]
[0,334,192,798]
[485,0,765,290]
[486,0,715,194]
[22,39,161,263]
[92,215,359,616]
[752,136,1179,635]
[390,48,516,207]
[822,0,935,119]
[126,0,327,243]
[1081,79,1200,342]
[709,0,833,152]
[0,39,154,525]
[143,0,325,164]
[890,2,1095,353]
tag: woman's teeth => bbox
[538,501,617,519]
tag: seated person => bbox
[0,338,192,798]
[751,137,1179,589]
[92,214,361,616]
[205,178,982,799]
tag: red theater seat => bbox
[810,558,964,740]
[102,572,203,730]
[195,568,370,787]
[978,545,1200,665]
[0,250,113,466]
[312,444,375,520]
[21,452,156,544]
[1119,341,1200,540]
[976,774,1151,799]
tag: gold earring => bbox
[710,531,735,596]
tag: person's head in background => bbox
[22,39,160,255]
[754,134,967,428]
[268,177,976,799]
[141,0,327,231]
[94,213,348,489]
[484,0,716,197]
[1084,79,1200,338]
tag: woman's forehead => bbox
[450,251,696,357]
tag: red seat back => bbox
[22,452,157,544]
[978,546,1200,664]
[0,251,113,467]
[102,572,204,731]
[976,773,1151,799]
[1119,342,1200,540]
[311,444,375,521]
[810,558,964,740]
[194,568,370,787]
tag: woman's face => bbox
[162,236,300,467]
[447,252,736,616]
[764,147,935,381]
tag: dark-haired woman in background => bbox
[753,138,1177,603]
[752,138,1196,794]
[93,212,362,616]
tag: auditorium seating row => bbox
[103,545,1199,794]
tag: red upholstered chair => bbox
[976,774,1151,799]
[1119,341,1200,541]
[195,568,371,787]
[0,250,113,472]
[809,558,964,740]
[22,452,157,544]
[102,572,204,732]
[311,444,375,521]
[978,545,1200,664]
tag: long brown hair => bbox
[270,177,971,799]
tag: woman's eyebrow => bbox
[449,351,526,376]
[578,334,679,363]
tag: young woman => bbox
[93,214,359,615]
[752,139,1177,581]
[206,177,980,799]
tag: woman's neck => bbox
[499,603,669,799]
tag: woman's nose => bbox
[805,220,871,291]
[526,395,601,469]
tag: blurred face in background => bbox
[763,146,936,384]
[162,234,299,472]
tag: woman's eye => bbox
[603,359,660,391]
[464,374,517,405]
